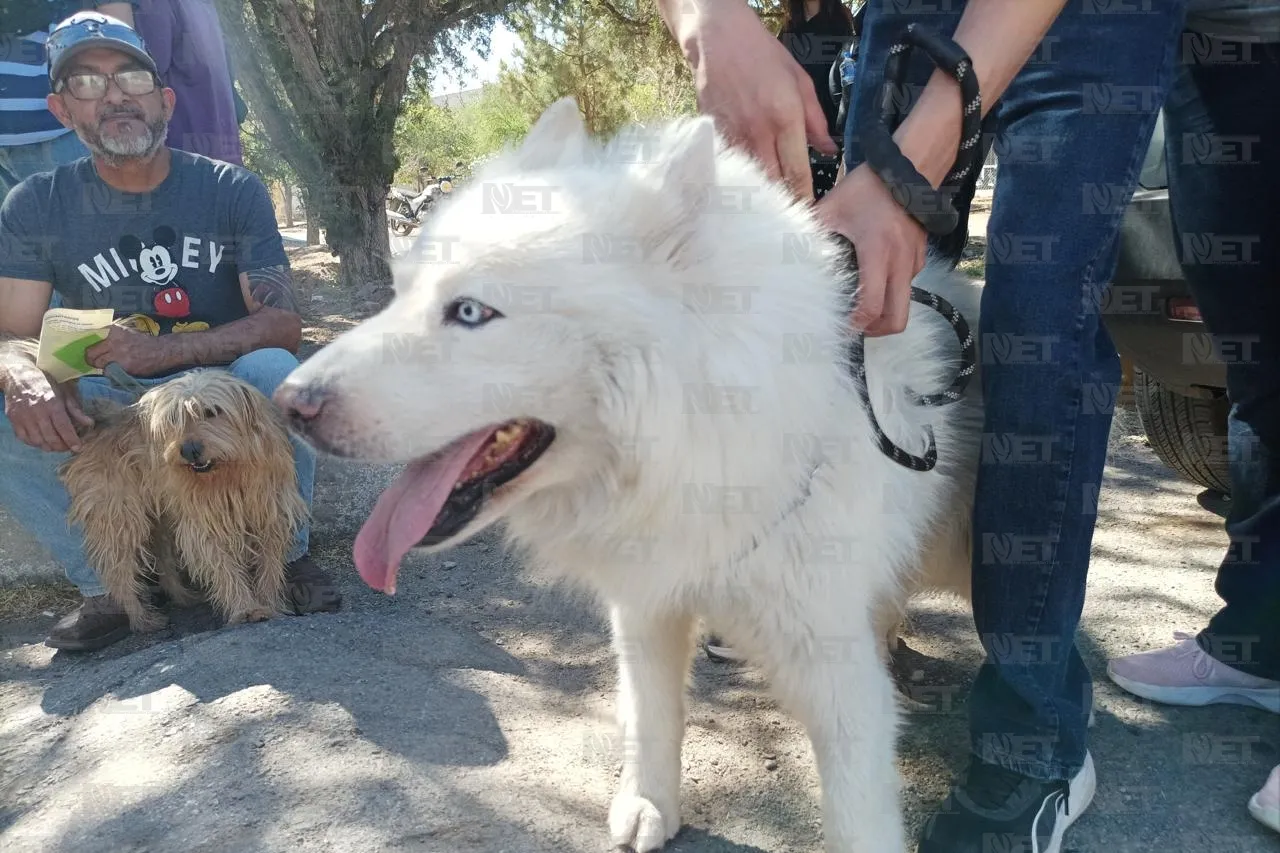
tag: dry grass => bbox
[0,581,80,621]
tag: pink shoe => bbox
[1106,632,1280,714]
[1250,764,1280,834]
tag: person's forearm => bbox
[894,0,1069,187]
[0,334,39,394]
[158,308,302,371]
[657,0,738,68]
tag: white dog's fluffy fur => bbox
[278,98,984,852]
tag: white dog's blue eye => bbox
[446,297,500,327]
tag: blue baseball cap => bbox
[46,11,159,84]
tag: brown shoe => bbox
[283,555,342,614]
[46,595,131,652]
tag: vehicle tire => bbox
[388,200,415,237]
[1132,367,1232,495]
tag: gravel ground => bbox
[1,406,1275,853]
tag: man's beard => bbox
[81,109,169,168]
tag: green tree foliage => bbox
[214,0,514,289]
[500,0,696,135]
[392,0,708,183]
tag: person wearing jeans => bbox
[839,3,1191,850]
[657,0,1189,849]
[1106,12,1280,836]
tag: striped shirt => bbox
[0,29,70,147]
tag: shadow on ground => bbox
[2,408,1276,852]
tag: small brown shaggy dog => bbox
[58,369,308,632]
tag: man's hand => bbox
[816,162,928,336]
[662,0,836,200]
[84,326,175,378]
[3,361,93,453]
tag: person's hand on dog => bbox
[84,326,173,378]
[663,0,836,200]
[815,162,928,337]
[3,360,93,453]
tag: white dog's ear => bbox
[512,97,589,170]
[645,117,718,269]
[656,116,717,210]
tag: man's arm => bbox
[0,276,53,394]
[155,265,302,370]
[152,170,302,371]
[0,277,93,452]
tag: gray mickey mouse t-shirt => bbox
[0,149,287,336]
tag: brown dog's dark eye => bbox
[204,407,219,418]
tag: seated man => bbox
[0,11,340,652]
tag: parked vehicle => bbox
[1103,111,1231,496]
[386,165,467,236]
[386,183,440,236]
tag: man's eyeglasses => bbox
[54,69,157,100]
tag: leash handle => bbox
[859,23,983,235]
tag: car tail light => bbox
[1167,297,1203,322]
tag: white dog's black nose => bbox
[273,380,326,425]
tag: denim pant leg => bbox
[1163,37,1280,680]
[0,378,139,597]
[969,5,1190,780]
[847,0,1188,780]
[223,348,315,561]
[0,348,312,594]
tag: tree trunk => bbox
[306,218,320,246]
[327,179,393,292]
[284,183,295,228]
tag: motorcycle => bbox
[386,183,439,236]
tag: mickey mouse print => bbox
[74,225,234,335]
[1,149,288,337]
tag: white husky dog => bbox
[275,97,984,852]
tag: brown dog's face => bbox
[136,371,277,475]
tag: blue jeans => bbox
[1164,35,1280,681]
[845,1,1188,780]
[0,131,90,200]
[0,348,315,597]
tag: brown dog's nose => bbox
[274,381,326,422]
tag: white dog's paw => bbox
[609,791,679,852]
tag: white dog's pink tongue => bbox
[354,430,495,594]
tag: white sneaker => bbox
[1250,764,1280,834]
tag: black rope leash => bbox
[838,24,982,472]
[859,23,984,236]
[835,236,976,472]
